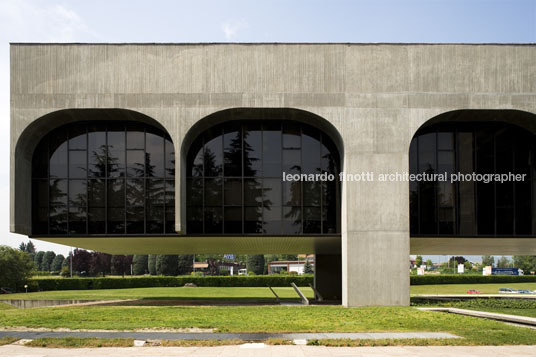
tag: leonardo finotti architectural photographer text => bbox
[282,172,527,184]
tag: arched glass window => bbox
[410,122,536,237]
[186,121,340,235]
[32,121,175,235]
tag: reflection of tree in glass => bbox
[322,150,340,233]
[242,131,260,177]
[283,182,301,229]
[49,179,67,233]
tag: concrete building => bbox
[10,43,536,307]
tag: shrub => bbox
[29,275,314,291]
[410,274,536,285]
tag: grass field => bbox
[1,304,536,345]
[411,282,536,295]
[2,286,313,301]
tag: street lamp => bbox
[24,285,28,293]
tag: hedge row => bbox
[27,274,536,292]
[29,275,314,291]
[410,274,536,285]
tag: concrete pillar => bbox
[314,254,342,301]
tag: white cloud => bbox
[221,20,248,40]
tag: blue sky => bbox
[0,0,534,258]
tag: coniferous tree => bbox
[148,255,157,275]
[41,251,56,272]
[246,255,265,275]
[177,255,194,275]
[132,255,149,275]
[156,255,179,276]
[303,260,314,274]
[51,254,65,273]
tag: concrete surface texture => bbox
[9,44,536,307]
[1,345,536,357]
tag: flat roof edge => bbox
[8,42,536,46]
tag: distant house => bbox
[268,258,315,275]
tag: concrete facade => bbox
[10,43,536,307]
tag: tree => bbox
[281,254,297,261]
[89,252,111,277]
[72,249,92,274]
[482,255,495,267]
[148,255,157,275]
[497,256,511,268]
[156,255,179,276]
[26,241,36,254]
[111,255,133,277]
[132,255,149,275]
[177,255,194,275]
[0,246,35,291]
[34,251,45,271]
[425,259,433,267]
[247,255,265,275]
[513,256,536,273]
[415,256,423,267]
[449,256,467,266]
[51,254,65,273]
[41,251,56,272]
[464,261,473,272]
[303,260,314,274]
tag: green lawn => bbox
[411,282,536,295]
[2,286,313,301]
[1,305,535,345]
[413,297,536,318]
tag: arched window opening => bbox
[186,121,341,235]
[410,121,536,237]
[32,121,175,236]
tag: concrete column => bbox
[314,254,342,301]
[341,151,410,307]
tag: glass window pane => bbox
[244,179,262,206]
[127,150,145,177]
[69,125,87,150]
[165,180,175,206]
[187,178,202,206]
[49,179,67,234]
[283,123,301,149]
[303,181,321,206]
[283,181,301,206]
[33,138,49,178]
[49,129,68,178]
[243,123,262,176]
[108,207,125,234]
[302,128,321,174]
[146,132,165,177]
[438,151,454,175]
[187,206,203,234]
[224,207,242,234]
[304,206,321,234]
[126,206,144,234]
[437,132,453,151]
[165,138,175,177]
[88,208,105,234]
[69,180,87,214]
[165,206,175,234]
[204,178,222,206]
[146,204,164,234]
[224,123,242,176]
[69,151,87,178]
[187,138,203,177]
[244,206,263,233]
[263,206,281,234]
[321,139,339,175]
[88,126,106,178]
[88,179,105,207]
[107,125,125,177]
[263,123,281,177]
[322,207,337,234]
[418,133,436,173]
[204,207,222,233]
[108,179,125,207]
[283,149,301,174]
[283,206,301,234]
[146,179,165,204]
[263,178,281,208]
[204,128,223,176]
[127,179,144,206]
[224,178,242,206]
[127,125,144,149]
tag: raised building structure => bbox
[10,43,536,306]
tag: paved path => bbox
[418,307,536,326]
[1,345,536,356]
[0,331,458,340]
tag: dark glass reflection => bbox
[186,120,341,235]
[32,121,175,235]
[410,122,536,237]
